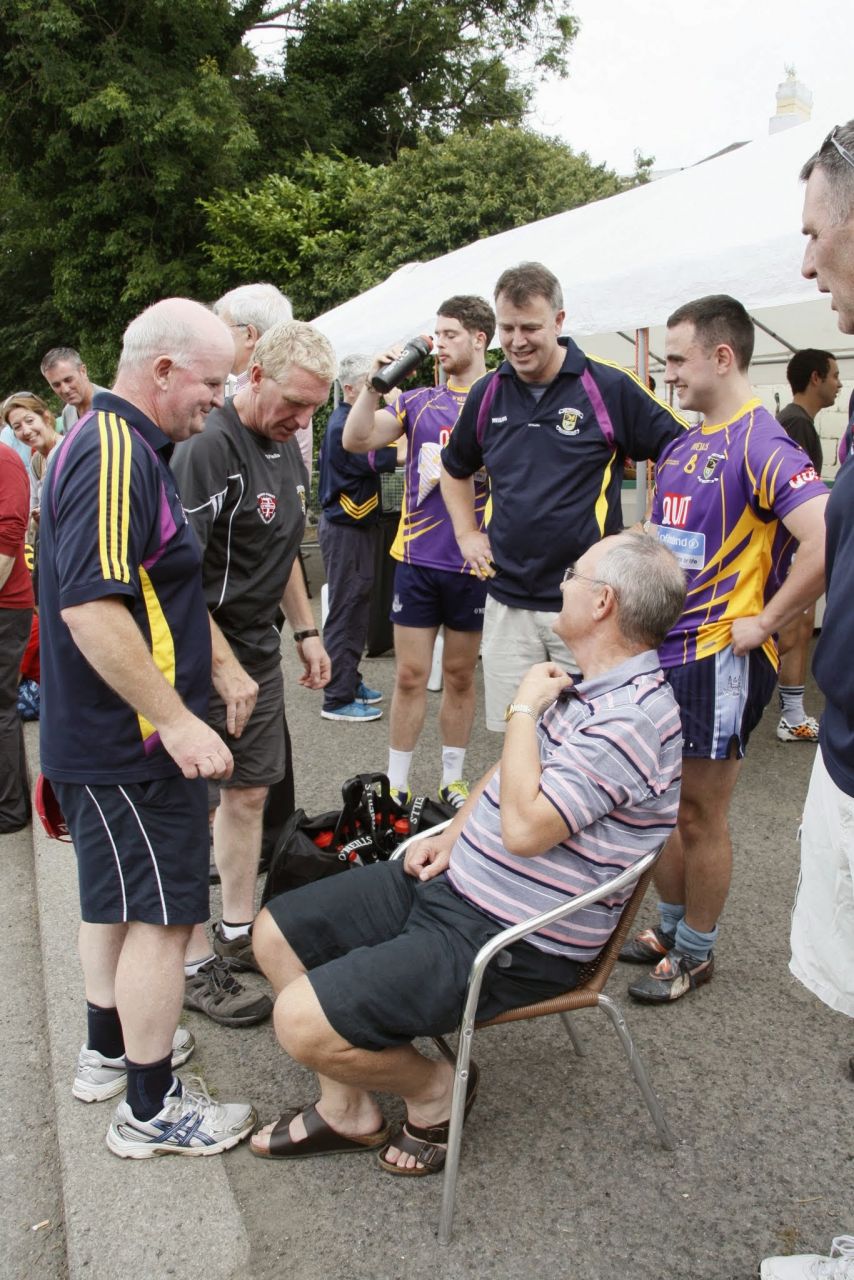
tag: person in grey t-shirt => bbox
[40,345,106,432]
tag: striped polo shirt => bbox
[446,652,683,961]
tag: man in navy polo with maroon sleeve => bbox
[440,261,685,732]
[38,298,255,1159]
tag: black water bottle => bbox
[370,335,434,393]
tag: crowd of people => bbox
[1,117,854,1280]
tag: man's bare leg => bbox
[249,974,455,1170]
[113,921,193,1062]
[79,921,127,1007]
[184,784,268,965]
[389,624,438,752]
[438,627,481,750]
[673,755,742,933]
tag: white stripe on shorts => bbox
[711,647,750,757]
[118,785,169,926]
[84,785,128,922]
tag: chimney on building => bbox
[769,66,813,134]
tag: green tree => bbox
[250,0,578,164]
[200,125,629,318]
[0,0,260,387]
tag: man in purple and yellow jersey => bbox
[246,531,685,1172]
[343,296,494,809]
[440,261,685,733]
[622,294,829,1004]
[37,298,255,1158]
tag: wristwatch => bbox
[504,702,537,722]
[293,628,319,643]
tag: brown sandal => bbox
[377,1061,479,1178]
[251,1103,391,1160]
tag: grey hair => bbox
[595,531,686,649]
[253,320,337,384]
[40,346,83,376]
[213,283,293,334]
[116,299,226,375]
[800,120,854,225]
[338,353,371,386]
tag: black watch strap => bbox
[293,628,320,643]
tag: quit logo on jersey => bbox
[556,406,584,436]
[660,492,692,528]
[789,466,818,490]
[257,492,277,524]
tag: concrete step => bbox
[23,725,251,1280]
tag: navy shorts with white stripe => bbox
[52,776,210,925]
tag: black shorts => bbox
[264,860,581,1051]
[390,561,487,632]
[207,662,286,804]
[53,775,210,925]
[665,646,776,760]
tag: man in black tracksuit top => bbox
[172,320,335,1026]
[317,353,399,721]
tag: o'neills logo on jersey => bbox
[257,492,277,524]
[556,406,584,436]
[660,492,692,528]
[789,466,818,490]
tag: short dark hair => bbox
[800,121,854,225]
[666,294,754,372]
[493,262,563,312]
[786,348,836,394]
[40,346,83,376]
[436,296,496,346]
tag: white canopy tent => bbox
[313,116,853,386]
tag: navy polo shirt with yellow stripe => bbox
[38,391,211,783]
[441,338,685,611]
[318,401,398,526]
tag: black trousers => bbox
[0,607,33,832]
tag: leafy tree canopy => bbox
[251,0,578,164]
[200,124,631,319]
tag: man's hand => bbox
[297,635,331,689]
[515,662,574,716]
[730,616,769,657]
[211,653,258,738]
[457,530,495,579]
[404,835,452,881]
[159,712,234,780]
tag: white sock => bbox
[184,953,215,977]
[220,920,252,941]
[388,748,413,793]
[441,746,466,788]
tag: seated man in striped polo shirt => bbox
[248,531,686,1175]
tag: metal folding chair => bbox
[391,827,675,1244]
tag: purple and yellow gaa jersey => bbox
[389,382,488,572]
[651,398,827,669]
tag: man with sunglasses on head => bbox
[760,116,854,1280]
[621,294,828,1005]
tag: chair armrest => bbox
[389,819,453,862]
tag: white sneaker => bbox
[761,1235,854,1278]
[106,1075,256,1159]
[73,1027,195,1103]
[777,715,820,743]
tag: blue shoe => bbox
[321,701,383,722]
[356,681,383,705]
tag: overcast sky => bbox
[532,0,854,173]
